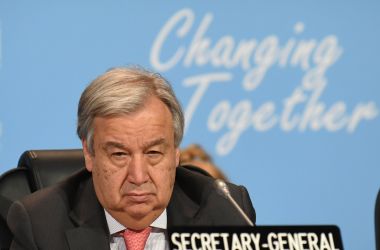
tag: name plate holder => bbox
[169,225,343,250]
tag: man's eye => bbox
[112,152,127,158]
[147,151,162,157]
[148,151,160,155]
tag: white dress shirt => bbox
[105,209,169,250]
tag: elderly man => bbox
[7,67,255,250]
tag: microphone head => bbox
[214,179,230,198]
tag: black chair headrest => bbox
[17,149,85,191]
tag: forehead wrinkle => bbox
[102,141,127,150]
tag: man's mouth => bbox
[125,192,153,203]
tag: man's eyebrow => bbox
[144,138,167,148]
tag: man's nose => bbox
[126,154,149,185]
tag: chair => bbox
[0,149,85,250]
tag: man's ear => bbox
[175,148,180,168]
[82,139,94,172]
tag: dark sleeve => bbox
[0,195,13,248]
[7,201,38,250]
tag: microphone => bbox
[214,179,255,227]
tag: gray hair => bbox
[77,66,184,154]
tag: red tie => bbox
[123,227,151,250]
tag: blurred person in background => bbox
[180,144,228,181]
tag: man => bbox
[7,67,255,250]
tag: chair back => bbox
[17,149,85,191]
[0,149,85,250]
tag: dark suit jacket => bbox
[7,166,256,250]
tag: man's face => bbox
[82,96,180,229]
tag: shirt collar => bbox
[105,209,167,235]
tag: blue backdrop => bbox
[1,1,379,249]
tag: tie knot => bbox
[123,227,152,250]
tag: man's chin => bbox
[108,202,164,229]
[124,204,154,219]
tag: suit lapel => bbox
[65,174,110,250]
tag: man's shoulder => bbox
[14,169,91,212]
[170,165,256,226]
[175,165,245,197]
[6,170,107,249]
[174,165,214,200]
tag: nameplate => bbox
[168,225,343,250]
